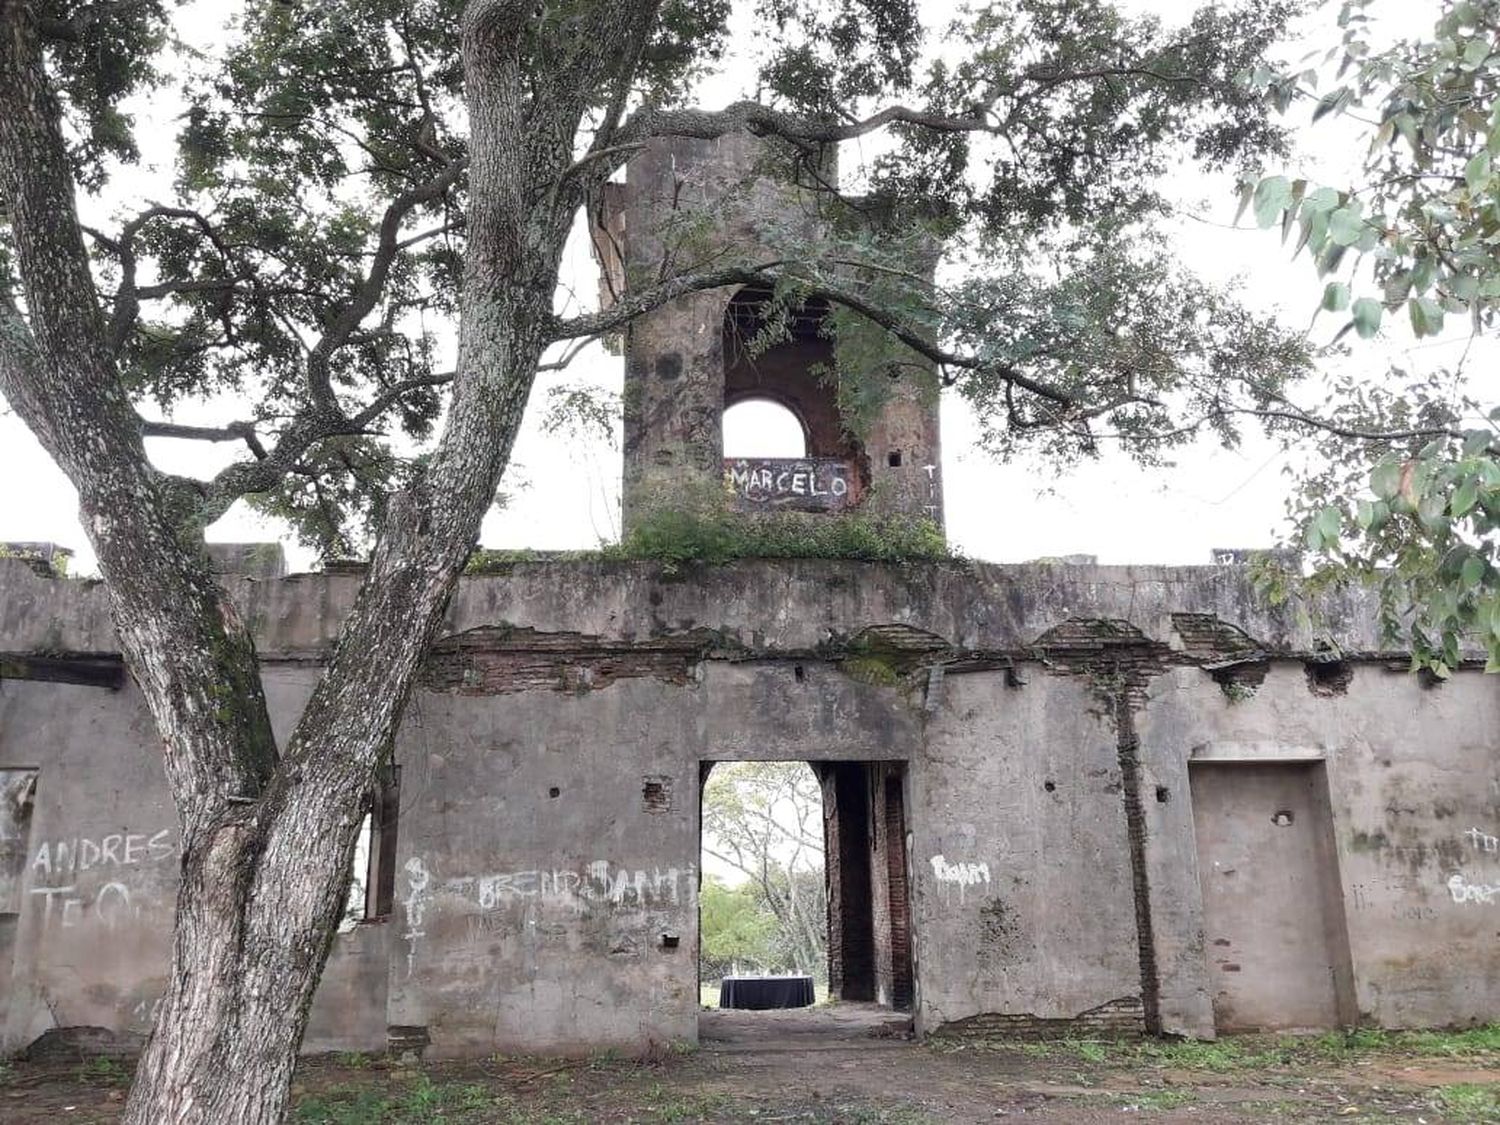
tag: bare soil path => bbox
[2,1016,1496,1123]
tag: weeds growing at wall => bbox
[464,512,954,574]
[294,1076,498,1123]
[608,510,952,568]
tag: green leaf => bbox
[1461,553,1486,588]
[1308,510,1344,552]
[1463,429,1494,455]
[1328,207,1364,245]
[1302,186,1341,214]
[1351,297,1383,338]
[1252,175,1293,228]
[1371,458,1403,500]
[1321,282,1351,311]
[1452,476,1480,516]
[1408,296,1445,336]
[1465,150,1492,190]
[1417,491,1449,530]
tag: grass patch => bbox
[74,1056,130,1086]
[930,1023,1500,1073]
[463,548,601,572]
[1358,1024,1500,1057]
[1120,1089,1196,1111]
[293,1075,506,1124]
[1070,1039,1109,1064]
[464,510,954,575]
[640,1085,730,1122]
[612,509,951,569]
[1434,1082,1500,1122]
[1137,1039,1274,1072]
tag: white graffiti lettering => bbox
[30,828,174,879]
[452,860,686,912]
[930,855,990,887]
[28,878,141,930]
[723,460,850,505]
[1447,873,1500,905]
[402,856,431,978]
[1464,827,1499,853]
[929,854,991,903]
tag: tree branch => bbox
[141,419,268,458]
[621,99,1000,147]
[304,161,464,413]
[548,264,1078,407]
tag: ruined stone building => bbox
[1,137,1496,1059]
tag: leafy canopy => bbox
[1244,0,1500,674]
[3,0,1318,561]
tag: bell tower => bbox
[593,133,943,536]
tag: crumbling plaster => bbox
[0,557,1495,1056]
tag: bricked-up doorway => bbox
[698,760,914,1044]
[1190,760,1356,1032]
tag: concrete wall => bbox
[0,557,1494,1056]
[1140,663,1500,1036]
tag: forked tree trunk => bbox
[114,294,556,1120]
[113,282,558,1121]
[0,1,582,1119]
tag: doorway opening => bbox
[697,760,914,1047]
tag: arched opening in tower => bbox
[723,398,808,459]
[721,287,865,512]
[721,287,856,461]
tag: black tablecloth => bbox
[718,975,815,1010]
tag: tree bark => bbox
[0,1,588,1120]
[118,26,573,1121]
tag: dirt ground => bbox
[2,1011,1496,1123]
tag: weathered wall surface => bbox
[608,135,944,533]
[1140,664,1500,1036]
[914,670,1145,1036]
[0,677,177,1050]
[0,557,1494,1056]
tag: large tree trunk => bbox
[1,1,584,1120]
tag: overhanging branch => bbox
[547,263,1078,408]
[621,100,1000,146]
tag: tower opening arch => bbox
[721,286,858,462]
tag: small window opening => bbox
[723,399,807,459]
[1271,810,1295,827]
[340,814,374,933]
[888,451,903,467]
[340,767,400,930]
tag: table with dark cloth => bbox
[717,975,815,1010]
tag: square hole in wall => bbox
[642,775,673,814]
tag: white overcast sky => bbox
[0,0,1475,575]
